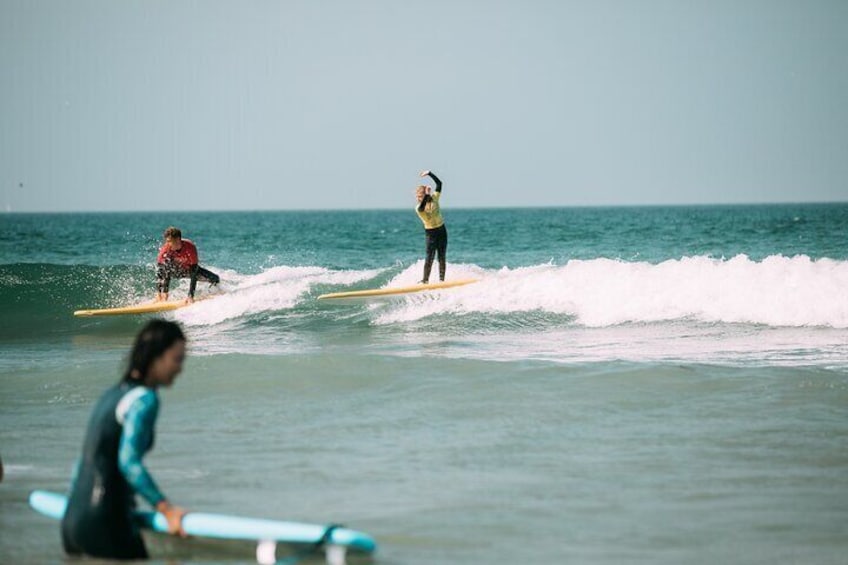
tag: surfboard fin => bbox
[325,544,347,565]
[256,540,277,565]
[254,535,350,565]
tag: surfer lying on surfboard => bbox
[156,226,219,304]
[415,170,448,283]
[62,320,188,560]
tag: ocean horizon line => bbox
[3,199,846,215]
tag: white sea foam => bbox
[167,255,848,330]
[173,265,383,326]
[374,255,848,328]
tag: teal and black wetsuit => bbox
[62,382,165,560]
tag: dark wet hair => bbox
[164,226,182,240]
[123,320,186,382]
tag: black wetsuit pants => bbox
[62,508,148,560]
[157,263,219,297]
[423,225,448,283]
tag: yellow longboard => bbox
[317,278,479,301]
[74,296,212,317]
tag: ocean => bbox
[1,204,847,564]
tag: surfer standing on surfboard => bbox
[61,320,188,560]
[415,170,448,283]
[156,226,219,303]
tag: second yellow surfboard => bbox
[317,278,479,301]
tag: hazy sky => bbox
[1,0,846,212]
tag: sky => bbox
[1,0,846,212]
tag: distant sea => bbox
[2,204,847,564]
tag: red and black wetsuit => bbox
[156,239,219,298]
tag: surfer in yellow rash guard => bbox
[415,170,447,283]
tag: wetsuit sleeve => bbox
[427,172,442,193]
[417,194,433,212]
[118,391,166,507]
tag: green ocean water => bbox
[1,204,848,564]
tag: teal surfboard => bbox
[29,490,376,563]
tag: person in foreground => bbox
[62,320,188,560]
[415,169,448,283]
[156,226,219,303]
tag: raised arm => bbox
[420,170,442,192]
